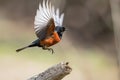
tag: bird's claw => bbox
[42,46,54,54]
[48,48,54,54]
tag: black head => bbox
[55,26,66,33]
[55,26,66,38]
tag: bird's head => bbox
[55,26,66,38]
[55,26,66,33]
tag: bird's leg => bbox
[42,46,54,54]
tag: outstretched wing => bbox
[34,0,64,40]
[46,18,55,37]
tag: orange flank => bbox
[40,32,61,47]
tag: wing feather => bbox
[56,8,60,26]
[60,13,64,26]
[34,0,64,40]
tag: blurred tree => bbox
[64,0,115,54]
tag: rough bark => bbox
[28,62,72,80]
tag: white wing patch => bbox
[34,0,64,39]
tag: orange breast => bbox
[40,32,61,47]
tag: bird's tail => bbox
[16,46,29,52]
[16,39,40,52]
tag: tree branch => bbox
[28,62,72,80]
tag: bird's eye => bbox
[62,27,66,31]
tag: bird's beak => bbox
[65,29,68,31]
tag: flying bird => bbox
[16,0,66,53]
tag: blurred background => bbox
[0,0,119,80]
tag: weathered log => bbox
[28,62,72,80]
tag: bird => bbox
[16,0,66,54]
